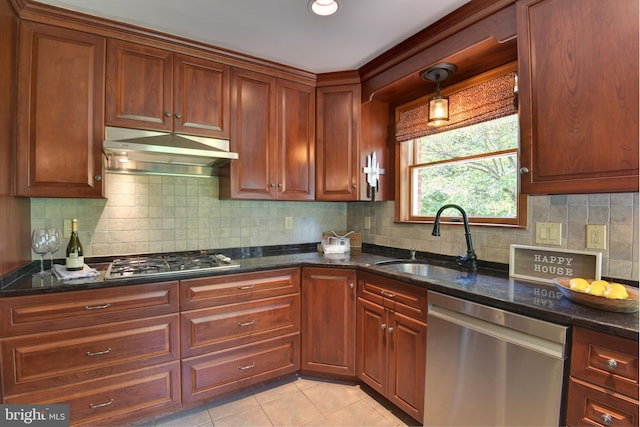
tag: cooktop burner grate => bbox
[104,253,239,280]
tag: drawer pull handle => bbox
[381,291,395,298]
[238,320,255,327]
[238,284,255,290]
[601,414,613,425]
[86,348,112,357]
[238,363,256,371]
[89,398,114,409]
[606,359,618,370]
[85,303,111,310]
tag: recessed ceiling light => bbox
[309,0,339,16]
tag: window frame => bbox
[394,62,527,228]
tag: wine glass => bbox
[47,228,61,273]
[31,229,50,276]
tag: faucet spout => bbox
[432,204,478,270]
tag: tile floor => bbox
[134,376,419,427]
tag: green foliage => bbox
[413,115,519,218]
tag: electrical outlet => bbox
[63,219,72,238]
[586,224,606,249]
[364,216,371,230]
[285,216,293,230]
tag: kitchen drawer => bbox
[180,268,300,310]
[358,272,428,321]
[571,326,639,399]
[1,314,179,395]
[567,377,639,427]
[181,294,300,357]
[0,281,179,336]
[182,333,300,404]
[4,361,181,427]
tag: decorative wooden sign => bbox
[509,244,602,283]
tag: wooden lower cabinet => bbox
[180,268,301,404]
[301,267,357,377]
[0,281,181,426]
[566,326,639,426]
[182,334,300,404]
[357,272,427,423]
[5,362,181,427]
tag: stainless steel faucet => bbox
[432,204,478,270]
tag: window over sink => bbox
[395,62,526,227]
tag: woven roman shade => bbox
[396,72,517,142]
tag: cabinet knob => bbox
[519,167,530,174]
[164,111,171,117]
[606,359,618,370]
[277,183,283,188]
[350,283,354,289]
[94,175,102,181]
[352,184,357,189]
[175,113,182,119]
[381,323,387,330]
[600,414,613,425]
[387,327,394,334]
[270,183,277,188]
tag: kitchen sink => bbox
[375,260,431,276]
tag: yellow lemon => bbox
[586,280,608,296]
[569,278,589,293]
[604,283,629,299]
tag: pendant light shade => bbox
[420,63,457,125]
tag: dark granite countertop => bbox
[1,247,638,339]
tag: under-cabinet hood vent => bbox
[103,126,238,177]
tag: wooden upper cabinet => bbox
[316,83,361,201]
[15,21,106,198]
[517,0,639,194]
[223,69,314,200]
[106,39,230,139]
[276,79,315,200]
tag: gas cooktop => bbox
[103,252,239,280]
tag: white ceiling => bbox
[34,0,470,73]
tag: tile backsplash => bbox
[30,173,638,281]
[30,173,347,257]
[348,193,639,281]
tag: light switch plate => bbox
[535,222,562,246]
[364,216,371,230]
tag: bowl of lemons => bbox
[553,277,639,313]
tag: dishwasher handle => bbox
[428,303,566,359]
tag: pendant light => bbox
[420,63,457,125]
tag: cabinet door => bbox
[15,21,105,197]
[227,68,277,199]
[388,311,426,422]
[173,54,230,138]
[517,0,639,194]
[301,267,356,377]
[357,297,386,396]
[276,79,315,200]
[106,39,172,130]
[316,84,360,200]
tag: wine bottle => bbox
[65,218,84,271]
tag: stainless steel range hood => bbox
[103,126,238,177]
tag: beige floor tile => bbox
[361,395,418,427]
[253,378,303,405]
[260,390,323,426]
[207,392,261,421]
[212,406,273,427]
[312,399,396,427]
[293,376,323,391]
[154,406,213,427]
[300,381,363,414]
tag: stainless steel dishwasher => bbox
[425,291,568,427]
